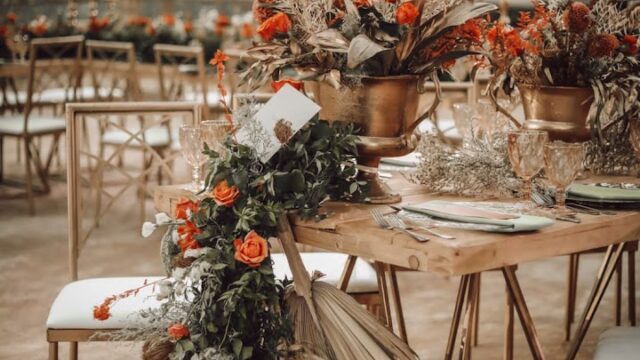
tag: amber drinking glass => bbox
[544,141,585,208]
[507,130,548,200]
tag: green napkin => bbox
[403,200,554,233]
[568,184,640,201]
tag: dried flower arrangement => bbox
[484,0,640,138]
[241,0,497,89]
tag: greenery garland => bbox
[98,115,365,360]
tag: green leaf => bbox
[241,346,254,360]
[232,339,243,357]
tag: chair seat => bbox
[46,277,164,330]
[102,127,171,148]
[7,87,124,104]
[183,90,230,108]
[0,115,66,135]
[271,253,378,294]
[594,327,640,360]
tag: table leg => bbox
[460,273,480,360]
[566,243,625,360]
[375,261,393,331]
[502,266,545,360]
[504,284,514,360]
[628,245,636,326]
[388,265,408,342]
[445,275,471,360]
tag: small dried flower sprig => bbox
[93,278,168,321]
[209,50,234,127]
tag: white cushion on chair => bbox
[102,127,171,148]
[594,327,640,360]
[271,253,378,294]
[0,115,66,135]
[6,87,122,104]
[46,277,164,330]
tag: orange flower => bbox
[168,324,190,340]
[147,25,156,36]
[93,300,113,321]
[257,12,291,41]
[396,2,419,26]
[623,34,638,55]
[184,21,193,33]
[272,79,304,92]
[0,25,7,38]
[177,221,202,252]
[241,23,254,38]
[163,14,176,27]
[353,0,370,7]
[504,30,526,57]
[588,33,620,58]
[212,180,240,207]
[217,14,231,27]
[562,2,591,34]
[89,16,110,32]
[234,231,269,268]
[175,199,199,220]
[253,0,275,24]
[128,16,150,27]
[6,12,17,23]
[210,49,230,66]
[33,22,48,36]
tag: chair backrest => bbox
[24,35,84,131]
[154,44,210,119]
[85,40,142,102]
[65,101,202,280]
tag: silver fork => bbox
[370,209,430,242]
[387,213,455,240]
[384,213,430,242]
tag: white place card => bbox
[235,84,321,163]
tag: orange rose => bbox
[168,323,190,340]
[396,2,419,25]
[257,12,291,41]
[212,180,240,207]
[93,303,111,321]
[176,199,199,220]
[6,12,17,23]
[184,21,193,33]
[623,34,638,55]
[588,33,620,58]
[163,14,176,27]
[234,231,269,268]
[353,0,370,7]
[272,79,304,92]
[217,14,231,27]
[177,221,202,252]
[241,23,254,38]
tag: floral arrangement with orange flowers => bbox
[94,90,363,358]
[241,0,497,89]
[484,0,640,138]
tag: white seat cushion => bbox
[102,127,171,148]
[271,253,378,294]
[0,115,66,135]
[183,90,230,107]
[47,277,164,330]
[6,87,124,104]
[594,327,640,360]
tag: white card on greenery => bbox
[235,84,321,163]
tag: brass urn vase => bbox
[519,85,594,142]
[306,75,426,203]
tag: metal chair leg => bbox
[566,243,626,360]
[48,342,58,360]
[565,254,579,341]
[445,275,471,360]
[628,243,636,326]
[24,138,35,215]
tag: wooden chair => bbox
[154,44,213,120]
[0,35,84,214]
[565,242,637,341]
[46,102,202,360]
[85,40,142,102]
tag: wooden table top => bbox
[154,175,640,276]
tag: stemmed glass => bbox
[507,130,549,201]
[179,125,206,192]
[201,120,231,157]
[544,141,585,210]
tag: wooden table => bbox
[154,176,640,360]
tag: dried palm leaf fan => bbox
[277,215,418,360]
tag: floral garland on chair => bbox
[93,78,365,359]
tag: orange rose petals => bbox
[562,2,591,34]
[623,35,638,55]
[588,34,620,58]
[272,79,304,92]
[93,278,165,321]
[175,199,199,220]
[212,180,240,207]
[257,12,291,41]
[396,2,419,26]
[168,323,190,340]
[234,231,269,268]
[177,221,202,252]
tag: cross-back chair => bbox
[45,102,202,360]
[0,35,84,214]
[85,40,142,102]
[154,44,213,120]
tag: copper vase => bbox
[519,85,594,142]
[306,76,425,203]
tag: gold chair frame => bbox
[85,40,142,102]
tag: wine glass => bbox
[544,141,585,210]
[179,125,205,192]
[201,119,231,157]
[507,130,548,201]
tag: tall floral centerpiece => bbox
[485,0,640,143]
[245,0,497,203]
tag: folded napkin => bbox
[380,152,422,167]
[403,200,554,233]
[568,184,640,201]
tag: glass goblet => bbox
[179,125,205,192]
[507,130,548,201]
[201,119,232,157]
[544,141,585,210]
